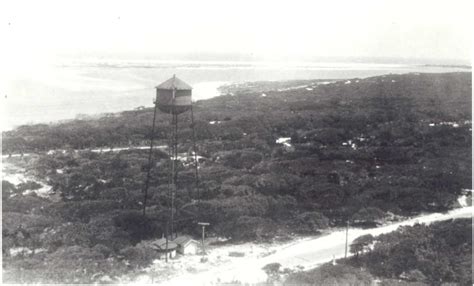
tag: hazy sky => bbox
[2,0,472,64]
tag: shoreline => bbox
[3,70,471,132]
[1,80,228,132]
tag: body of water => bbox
[2,59,469,131]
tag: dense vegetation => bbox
[284,218,472,286]
[2,72,471,283]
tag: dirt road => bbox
[160,206,472,285]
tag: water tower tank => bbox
[155,75,193,114]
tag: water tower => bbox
[155,74,193,114]
[142,75,200,239]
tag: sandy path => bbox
[158,206,472,285]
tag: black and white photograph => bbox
[1,0,472,284]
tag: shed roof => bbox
[150,238,178,250]
[173,235,198,246]
[156,75,192,90]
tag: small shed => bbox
[150,238,178,260]
[173,236,200,255]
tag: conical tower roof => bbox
[156,75,192,90]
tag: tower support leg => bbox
[142,98,159,217]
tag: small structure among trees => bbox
[173,236,199,255]
[349,234,374,258]
[351,207,386,228]
[149,238,178,260]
